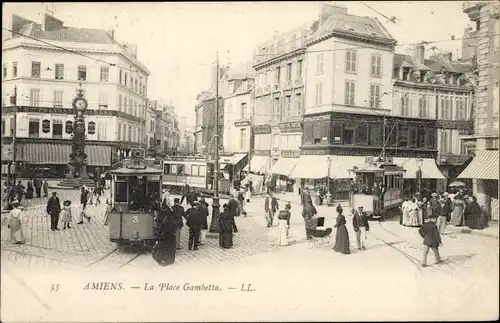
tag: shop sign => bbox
[1,144,13,161]
[303,114,330,122]
[281,150,300,158]
[437,120,473,130]
[279,121,302,133]
[302,149,330,155]
[234,120,251,127]
[253,150,271,156]
[252,124,272,134]
[6,106,141,122]
[440,154,470,165]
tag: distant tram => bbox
[348,157,406,220]
[108,148,163,248]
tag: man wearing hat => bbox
[180,180,190,205]
[429,193,441,220]
[46,192,62,231]
[418,216,443,267]
[437,194,451,234]
[352,206,370,251]
[185,201,203,251]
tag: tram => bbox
[162,156,230,195]
[348,157,406,220]
[108,148,163,248]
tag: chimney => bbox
[412,43,425,65]
[443,51,453,61]
[107,29,115,41]
[42,13,63,31]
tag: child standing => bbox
[61,200,72,229]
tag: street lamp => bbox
[416,158,423,193]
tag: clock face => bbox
[73,98,88,110]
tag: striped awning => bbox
[270,158,299,177]
[392,157,445,179]
[458,150,499,180]
[20,143,112,166]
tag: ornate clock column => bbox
[58,84,94,188]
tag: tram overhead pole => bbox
[209,49,221,234]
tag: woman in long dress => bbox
[464,195,484,230]
[415,197,424,226]
[8,200,25,244]
[408,199,419,227]
[25,181,34,200]
[401,197,411,226]
[277,203,291,246]
[152,206,177,266]
[219,204,234,249]
[450,195,466,226]
[333,208,350,254]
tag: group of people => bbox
[3,178,49,207]
[401,190,488,234]
[331,205,370,255]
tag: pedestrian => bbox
[333,206,350,255]
[185,201,202,251]
[237,188,246,217]
[429,193,441,219]
[450,194,466,226]
[277,202,291,246]
[264,190,279,228]
[464,195,484,230]
[436,196,450,234]
[245,185,252,203]
[7,199,25,244]
[34,176,42,198]
[80,186,90,210]
[42,179,49,197]
[418,217,443,267]
[61,200,72,229]
[408,198,420,227]
[171,198,185,250]
[162,187,171,208]
[152,203,177,266]
[187,188,198,206]
[2,181,10,205]
[227,194,239,232]
[302,200,317,240]
[180,181,190,205]
[46,192,61,231]
[353,206,369,251]
[301,187,312,206]
[401,196,411,226]
[77,187,92,224]
[218,204,234,249]
[94,183,102,205]
[103,196,112,226]
[25,180,34,200]
[14,180,25,204]
[198,198,209,245]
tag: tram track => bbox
[85,246,147,271]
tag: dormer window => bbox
[402,68,410,81]
[420,70,427,83]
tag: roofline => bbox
[253,46,306,70]
[393,80,474,92]
[306,29,397,48]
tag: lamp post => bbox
[416,158,423,194]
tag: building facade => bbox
[1,13,149,176]
[251,23,310,181]
[392,46,475,192]
[459,1,499,221]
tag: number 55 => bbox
[50,284,59,292]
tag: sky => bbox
[2,1,472,127]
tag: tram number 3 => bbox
[132,216,139,223]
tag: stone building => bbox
[459,1,499,221]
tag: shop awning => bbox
[270,158,299,177]
[21,143,72,165]
[392,157,445,179]
[290,155,330,179]
[330,156,367,179]
[458,150,499,180]
[243,156,271,173]
[86,145,112,166]
[219,153,247,165]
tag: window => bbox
[401,95,409,116]
[123,124,127,141]
[356,124,369,145]
[31,62,41,78]
[228,82,234,93]
[398,126,409,147]
[78,65,87,81]
[371,54,382,77]
[128,124,132,141]
[139,81,142,94]
[55,64,64,79]
[285,96,291,119]
[65,120,73,134]
[29,119,40,137]
[119,70,123,84]
[124,72,128,86]
[297,60,303,78]
[52,120,63,138]
[42,119,50,133]
[286,63,292,81]
[417,128,426,148]
[134,79,138,92]
[419,95,428,117]
[98,91,108,109]
[426,128,435,149]
[315,83,323,105]
[124,97,128,114]
[100,66,109,82]
[346,50,357,73]
[30,89,40,107]
[266,70,271,85]
[241,102,247,119]
[332,123,342,143]
[53,90,63,108]
[240,129,247,149]
[273,98,280,121]
[343,124,355,145]
[317,53,324,74]
[440,130,450,153]
[344,81,355,106]
[88,121,96,135]
[295,93,302,115]
[409,127,418,147]
[3,64,6,78]
[118,95,122,111]
[369,84,381,108]
[440,97,451,119]
[117,122,121,139]
[369,124,382,146]
[455,98,465,120]
[275,67,281,84]
[12,62,17,77]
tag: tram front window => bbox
[128,176,147,211]
[115,181,128,203]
